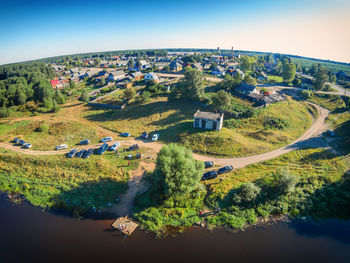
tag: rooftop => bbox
[194,110,223,120]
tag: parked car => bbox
[326,129,335,137]
[140,132,148,139]
[23,143,32,149]
[128,144,139,151]
[66,149,77,158]
[109,142,120,151]
[13,137,19,144]
[120,132,131,137]
[75,149,85,158]
[97,143,109,155]
[204,161,214,168]
[79,139,90,145]
[202,170,218,181]
[125,154,133,160]
[56,144,68,150]
[18,140,26,146]
[82,149,93,158]
[217,165,234,174]
[100,137,113,143]
[151,133,159,142]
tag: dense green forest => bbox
[0,63,66,117]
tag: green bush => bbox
[232,182,261,206]
[264,116,289,130]
[36,122,49,132]
[273,168,298,194]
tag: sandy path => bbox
[106,161,155,217]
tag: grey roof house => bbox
[235,83,258,95]
[108,70,126,81]
[193,110,224,131]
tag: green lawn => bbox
[0,119,102,150]
[268,75,283,83]
[307,93,345,111]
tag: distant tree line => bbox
[0,63,66,116]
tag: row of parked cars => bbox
[201,161,234,181]
[66,138,121,158]
[13,138,32,149]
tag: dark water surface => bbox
[1,193,350,263]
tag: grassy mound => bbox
[180,98,314,157]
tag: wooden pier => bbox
[112,217,138,236]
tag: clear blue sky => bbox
[0,0,349,64]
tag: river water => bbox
[0,193,349,263]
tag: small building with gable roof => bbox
[193,110,224,131]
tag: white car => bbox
[56,144,68,150]
[151,134,159,142]
[109,142,120,152]
[23,143,32,149]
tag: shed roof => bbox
[194,110,223,120]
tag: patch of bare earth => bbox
[107,161,155,217]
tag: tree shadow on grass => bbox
[50,178,128,220]
[332,119,350,154]
[84,99,207,126]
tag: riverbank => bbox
[1,192,350,263]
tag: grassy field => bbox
[0,119,102,150]
[180,98,314,157]
[134,148,350,234]
[0,148,141,215]
[267,75,283,83]
[84,96,314,157]
[307,93,345,111]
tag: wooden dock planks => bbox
[112,217,138,236]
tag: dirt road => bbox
[193,103,329,168]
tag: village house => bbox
[83,70,99,79]
[257,71,268,82]
[117,77,134,89]
[247,92,286,107]
[193,110,224,131]
[235,83,258,95]
[144,72,159,83]
[154,62,169,70]
[108,70,126,81]
[138,60,150,69]
[212,65,226,76]
[231,68,245,79]
[130,71,143,80]
[191,63,203,71]
[169,60,183,72]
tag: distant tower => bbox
[217,47,220,54]
[231,46,234,55]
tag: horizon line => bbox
[1,47,350,67]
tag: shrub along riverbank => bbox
[133,147,350,235]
